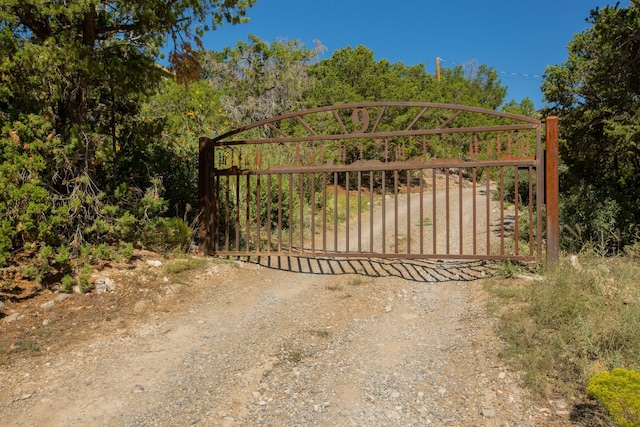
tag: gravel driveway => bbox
[0,177,570,426]
[1,256,573,426]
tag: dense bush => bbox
[543,2,640,253]
[588,368,640,427]
[0,115,190,287]
[0,0,254,287]
[560,182,630,254]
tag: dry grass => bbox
[164,256,208,283]
[486,253,640,405]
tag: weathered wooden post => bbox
[545,116,559,262]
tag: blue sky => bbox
[201,0,630,109]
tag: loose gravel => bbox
[1,259,570,426]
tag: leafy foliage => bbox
[139,79,232,218]
[0,0,254,285]
[306,45,508,110]
[588,368,640,427]
[202,34,323,125]
[542,1,640,251]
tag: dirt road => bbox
[1,254,574,426]
[328,175,494,256]
[0,180,568,426]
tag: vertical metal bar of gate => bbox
[432,168,437,255]
[289,173,293,253]
[472,168,477,255]
[322,173,327,253]
[245,175,250,255]
[267,175,272,253]
[458,168,463,255]
[407,170,411,254]
[514,167,519,256]
[445,169,450,255]
[358,172,362,252]
[370,171,374,253]
[311,174,316,253]
[485,167,491,256]
[277,174,282,253]
[345,171,350,252]
[394,170,399,254]
[235,174,240,252]
[381,170,386,254]
[256,175,261,253]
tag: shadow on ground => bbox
[569,401,611,427]
[234,255,499,283]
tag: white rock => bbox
[570,255,582,271]
[40,301,55,309]
[95,276,115,293]
[2,313,20,323]
[55,294,70,303]
[554,400,568,409]
[480,408,496,418]
[146,260,163,267]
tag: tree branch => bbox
[13,6,51,40]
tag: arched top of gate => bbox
[207,102,541,147]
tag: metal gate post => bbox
[198,137,213,254]
[545,116,560,262]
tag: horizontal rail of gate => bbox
[199,103,557,262]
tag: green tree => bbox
[307,46,507,111]
[202,34,322,125]
[139,79,232,218]
[542,1,640,251]
[501,97,537,118]
[307,45,437,105]
[0,0,255,127]
[436,63,507,109]
[0,0,255,277]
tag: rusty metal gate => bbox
[199,102,559,261]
